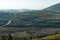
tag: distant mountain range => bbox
[0,9,32,13]
[0,3,60,28]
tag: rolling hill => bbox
[0,3,60,27]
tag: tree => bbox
[7,32,13,40]
[1,36,6,40]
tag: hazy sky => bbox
[0,0,60,10]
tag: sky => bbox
[0,0,60,10]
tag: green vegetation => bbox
[40,33,60,40]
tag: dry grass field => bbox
[0,27,60,38]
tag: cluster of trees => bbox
[0,32,39,40]
[0,33,13,40]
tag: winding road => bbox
[0,20,12,27]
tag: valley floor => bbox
[0,27,60,40]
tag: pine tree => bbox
[22,37,27,40]
[1,36,6,40]
[7,32,13,40]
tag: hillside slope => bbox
[0,10,60,27]
[43,3,60,13]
